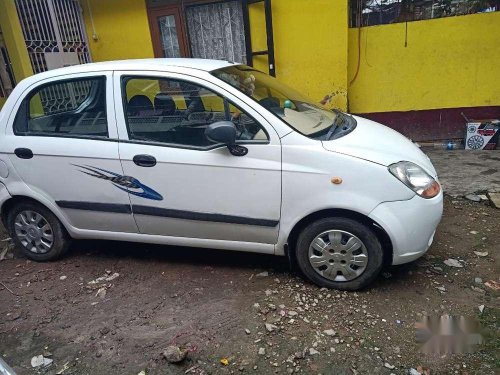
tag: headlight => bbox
[388,161,441,198]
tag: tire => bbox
[7,201,70,261]
[295,217,384,291]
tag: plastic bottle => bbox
[433,141,460,150]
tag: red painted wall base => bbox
[355,106,500,141]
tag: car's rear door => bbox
[113,70,281,251]
[3,72,137,233]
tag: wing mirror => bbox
[205,121,248,156]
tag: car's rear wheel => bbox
[295,217,384,290]
[7,201,70,261]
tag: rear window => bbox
[14,77,108,138]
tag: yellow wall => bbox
[81,0,349,111]
[250,0,348,111]
[348,11,500,114]
[80,0,154,62]
[2,0,498,117]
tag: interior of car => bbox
[13,76,267,145]
[124,78,266,147]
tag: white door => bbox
[113,71,281,245]
[4,72,137,233]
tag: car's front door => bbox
[113,71,281,248]
[4,72,137,233]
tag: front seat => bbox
[154,93,176,115]
[128,95,153,116]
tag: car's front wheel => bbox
[295,217,384,290]
[7,201,70,261]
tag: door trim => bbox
[56,201,132,214]
[132,205,279,227]
[56,200,279,227]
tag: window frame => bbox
[12,74,115,141]
[120,74,270,151]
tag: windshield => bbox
[212,65,341,139]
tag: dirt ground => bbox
[0,154,499,375]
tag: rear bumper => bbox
[369,191,443,265]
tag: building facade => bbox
[0,0,499,141]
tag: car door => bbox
[113,71,281,248]
[4,72,137,233]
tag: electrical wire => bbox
[349,0,363,86]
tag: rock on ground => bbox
[162,346,187,363]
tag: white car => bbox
[0,59,443,290]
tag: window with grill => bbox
[0,28,16,98]
[185,1,246,63]
[350,0,499,27]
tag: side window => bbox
[122,76,269,148]
[14,77,108,138]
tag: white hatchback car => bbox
[0,59,443,290]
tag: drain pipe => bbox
[85,0,98,41]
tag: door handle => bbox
[133,154,157,167]
[14,148,33,159]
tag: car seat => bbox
[154,93,176,115]
[128,95,153,116]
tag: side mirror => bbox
[205,121,248,157]
[205,121,237,145]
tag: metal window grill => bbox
[350,0,500,27]
[35,80,92,115]
[15,0,91,73]
[186,1,247,64]
[0,73,5,98]
[0,46,16,98]
[15,0,92,113]
[158,15,181,58]
[0,27,16,98]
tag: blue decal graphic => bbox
[74,164,163,201]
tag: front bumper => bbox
[368,191,443,265]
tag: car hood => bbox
[321,115,437,177]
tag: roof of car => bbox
[30,58,238,80]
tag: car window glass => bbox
[213,66,338,139]
[122,77,269,148]
[14,77,108,138]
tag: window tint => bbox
[14,77,108,138]
[122,77,268,148]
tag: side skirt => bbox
[67,227,276,254]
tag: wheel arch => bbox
[285,208,393,268]
[1,195,69,234]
